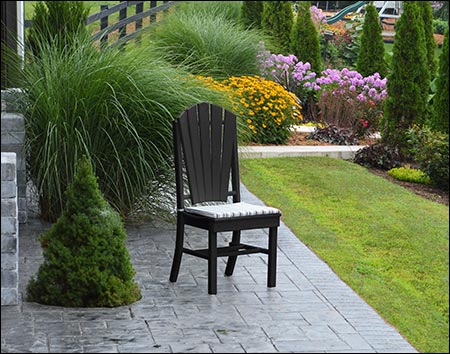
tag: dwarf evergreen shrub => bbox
[241,1,264,28]
[388,166,431,185]
[27,156,141,307]
[356,2,387,77]
[382,2,430,148]
[291,1,322,74]
[261,1,294,54]
[432,27,449,134]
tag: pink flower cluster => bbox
[310,5,327,28]
[315,68,387,102]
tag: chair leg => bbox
[208,231,217,295]
[169,215,185,283]
[267,227,278,288]
[225,231,241,276]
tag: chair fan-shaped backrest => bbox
[173,102,241,207]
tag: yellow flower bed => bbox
[197,75,302,144]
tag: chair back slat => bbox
[219,110,236,199]
[198,103,213,199]
[210,105,223,201]
[175,102,239,206]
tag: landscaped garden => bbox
[2,1,448,353]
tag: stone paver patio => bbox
[1,184,417,353]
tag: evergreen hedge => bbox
[356,2,387,77]
[27,156,141,307]
[291,1,322,74]
[240,1,264,28]
[382,1,430,148]
[432,27,449,134]
[261,1,293,54]
[418,1,437,80]
[27,1,89,57]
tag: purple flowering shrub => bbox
[315,68,387,137]
[258,47,388,138]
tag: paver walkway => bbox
[1,184,417,353]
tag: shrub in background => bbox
[18,31,225,222]
[27,156,141,307]
[388,166,431,185]
[353,143,404,170]
[291,1,322,74]
[241,1,264,28]
[432,27,449,134]
[433,19,448,35]
[315,68,387,135]
[306,126,359,145]
[261,1,293,54]
[407,125,449,190]
[27,1,89,57]
[382,2,430,147]
[418,1,437,80]
[356,2,387,77]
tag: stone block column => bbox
[1,152,19,305]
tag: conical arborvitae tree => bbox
[291,1,322,73]
[356,2,387,77]
[261,1,294,54]
[241,1,264,29]
[382,1,430,148]
[27,155,141,307]
[432,27,449,134]
[27,1,89,58]
[417,1,437,80]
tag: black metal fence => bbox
[25,1,177,46]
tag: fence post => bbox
[135,2,143,45]
[119,1,127,40]
[100,4,109,46]
[150,1,157,22]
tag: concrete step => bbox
[238,145,365,160]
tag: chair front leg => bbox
[208,230,217,295]
[225,230,241,276]
[169,214,185,282]
[267,227,278,288]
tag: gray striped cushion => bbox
[185,202,280,219]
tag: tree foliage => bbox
[291,1,322,73]
[27,1,89,57]
[432,27,449,133]
[27,156,141,307]
[417,1,437,80]
[261,1,294,54]
[240,1,264,28]
[356,2,387,77]
[382,1,430,147]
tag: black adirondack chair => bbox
[169,102,281,294]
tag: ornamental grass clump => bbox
[15,30,225,222]
[27,156,141,307]
[146,3,269,80]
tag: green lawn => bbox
[240,156,449,353]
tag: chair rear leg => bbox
[208,231,217,295]
[225,231,241,276]
[169,215,185,282]
[267,227,278,287]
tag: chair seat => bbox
[185,202,280,219]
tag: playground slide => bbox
[326,1,368,24]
